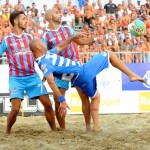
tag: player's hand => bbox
[58,101,70,117]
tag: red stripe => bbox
[14,36,26,76]
[52,30,64,56]
[58,27,68,58]
[46,32,54,49]
[23,34,34,74]
[7,37,19,76]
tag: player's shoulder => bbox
[23,32,34,39]
[61,25,73,30]
[3,33,13,41]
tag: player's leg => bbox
[54,78,69,130]
[38,95,57,131]
[76,87,91,131]
[91,92,100,131]
[6,76,24,134]
[6,98,21,134]
[26,74,57,131]
[53,87,67,130]
[108,51,145,82]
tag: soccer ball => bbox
[128,19,146,37]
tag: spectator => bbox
[78,0,85,11]
[3,21,12,36]
[14,0,25,11]
[30,26,41,39]
[104,0,118,14]
[118,27,132,45]
[145,0,150,15]
[31,2,38,17]
[120,10,131,27]
[61,10,74,27]
[99,9,107,27]
[1,0,13,13]
[135,0,142,13]
[84,0,93,28]
[72,5,82,25]
[92,14,102,27]
[65,0,73,11]
[121,0,127,11]
[139,5,146,15]
[129,9,138,22]
[113,9,121,29]
[143,35,150,62]
[2,9,10,22]
[25,6,31,16]
[53,0,62,13]
[41,5,47,14]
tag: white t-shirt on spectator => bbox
[40,21,48,29]
[61,14,74,26]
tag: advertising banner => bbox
[0,63,150,115]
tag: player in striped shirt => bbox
[42,8,97,131]
[0,11,57,134]
[29,37,145,131]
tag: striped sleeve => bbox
[0,37,7,56]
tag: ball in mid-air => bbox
[128,19,146,37]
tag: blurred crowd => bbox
[0,0,150,63]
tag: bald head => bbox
[45,9,55,21]
[29,39,40,52]
[29,39,47,58]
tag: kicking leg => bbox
[38,95,57,131]
[76,87,91,131]
[109,51,145,83]
[6,98,21,134]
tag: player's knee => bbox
[11,107,20,114]
[44,103,53,111]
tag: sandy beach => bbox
[0,114,150,150]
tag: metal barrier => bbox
[0,52,150,65]
[79,52,150,63]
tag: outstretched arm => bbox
[46,74,70,116]
[73,37,95,45]
[56,32,86,53]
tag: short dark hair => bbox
[10,11,25,26]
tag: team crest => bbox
[41,64,47,71]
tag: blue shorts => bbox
[74,51,109,97]
[9,74,48,100]
[55,77,69,90]
[78,0,85,6]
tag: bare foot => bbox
[56,127,66,131]
[92,127,102,132]
[129,73,145,83]
[86,125,92,132]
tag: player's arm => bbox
[0,38,7,56]
[56,33,86,53]
[46,74,70,116]
[73,37,95,45]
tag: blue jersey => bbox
[36,48,109,97]
[36,48,81,82]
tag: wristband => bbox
[58,96,65,103]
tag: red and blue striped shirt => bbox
[42,25,79,62]
[0,33,36,76]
